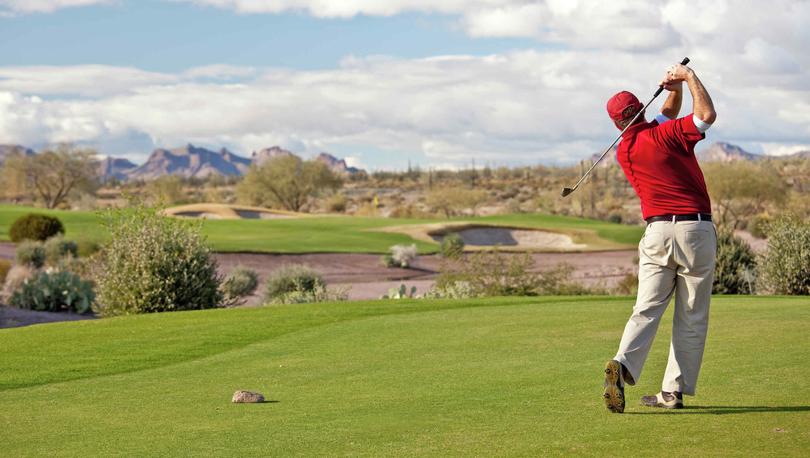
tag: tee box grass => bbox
[1,295,808,456]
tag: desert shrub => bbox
[76,240,101,257]
[9,213,64,242]
[757,217,810,295]
[607,213,623,224]
[713,229,757,294]
[423,280,476,299]
[264,264,325,303]
[221,266,259,306]
[435,250,538,297]
[43,235,78,265]
[391,244,418,269]
[2,265,34,300]
[93,205,222,316]
[748,215,771,239]
[536,263,601,295]
[0,259,11,285]
[272,283,349,305]
[435,250,597,297]
[613,272,639,296]
[325,193,348,213]
[380,284,418,299]
[439,233,465,259]
[9,270,94,313]
[15,241,46,268]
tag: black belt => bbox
[645,213,712,224]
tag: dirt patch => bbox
[0,306,95,329]
[217,250,636,303]
[1,242,636,328]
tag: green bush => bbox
[15,241,46,268]
[9,270,94,313]
[9,214,64,242]
[43,235,78,266]
[713,229,757,294]
[93,205,222,316]
[264,264,326,304]
[221,266,259,306]
[0,259,11,285]
[757,217,810,295]
[439,233,465,259]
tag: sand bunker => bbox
[164,204,303,220]
[432,226,586,250]
[379,223,588,251]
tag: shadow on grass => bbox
[626,405,810,415]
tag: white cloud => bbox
[0,0,112,14]
[2,42,808,167]
[0,66,176,97]
[1,1,809,166]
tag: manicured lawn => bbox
[0,204,644,253]
[1,296,808,456]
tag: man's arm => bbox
[663,64,716,124]
[659,81,683,120]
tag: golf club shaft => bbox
[562,57,690,197]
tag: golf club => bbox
[561,57,690,198]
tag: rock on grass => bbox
[232,390,265,403]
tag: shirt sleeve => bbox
[654,113,672,125]
[693,114,711,133]
[650,113,706,152]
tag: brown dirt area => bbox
[0,241,637,329]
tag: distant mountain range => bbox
[587,141,810,166]
[0,144,34,164]
[0,143,364,181]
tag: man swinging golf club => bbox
[602,61,717,413]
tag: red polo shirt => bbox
[616,114,711,220]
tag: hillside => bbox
[126,144,251,180]
[0,144,34,165]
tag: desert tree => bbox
[1,144,99,208]
[426,186,490,218]
[236,155,342,212]
[702,161,787,229]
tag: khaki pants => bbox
[614,219,716,395]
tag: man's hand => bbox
[664,63,716,125]
[661,64,693,86]
[661,80,683,92]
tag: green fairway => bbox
[0,204,643,253]
[1,296,808,456]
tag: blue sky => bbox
[0,2,539,72]
[0,1,808,170]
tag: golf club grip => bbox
[655,57,691,96]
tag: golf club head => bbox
[561,187,573,197]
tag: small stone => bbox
[232,390,265,403]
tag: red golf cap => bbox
[607,91,642,122]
